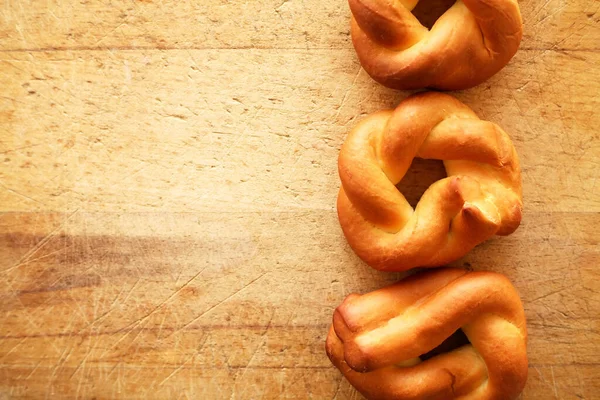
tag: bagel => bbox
[349,0,523,90]
[337,92,522,271]
[326,268,528,400]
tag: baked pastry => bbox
[349,0,523,90]
[326,268,528,400]
[337,92,522,271]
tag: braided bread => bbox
[337,92,522,271]
[326,268,528,400]
[349,0,523,90]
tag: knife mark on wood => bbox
[2,209,79,275]
[169,272,268,338]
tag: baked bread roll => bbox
[349,0,523,90]
[337,92,522,271]
[326,268,528,400]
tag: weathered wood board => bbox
[1,0,599,398]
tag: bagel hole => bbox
[395,158,446,208]
[412,0,456,29]
[419,328,470,361]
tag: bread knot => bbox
[326,268,528,400]
[337,92,522,271]
[349,0,523,90]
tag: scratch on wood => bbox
[158,335,206,387]
[334,66,361,122]
[169,272,268,337]
[2,208,79,274]
[550,366,559,398]
[109,265,209,340]
[530,287,568,303]
[331,375,344,400]
[24,360,43,380]
[121,277,141,305]
[46,345,73,399]
[0,336,27,362]
[69,350,91,380]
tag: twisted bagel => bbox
[349,0,523,90]
[326,268,528,400]
[337,92,522,271]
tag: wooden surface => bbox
[1,0,599,399]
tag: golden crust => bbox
[337,92,522,271]
[326,268,528,400]
[349,0,523,90]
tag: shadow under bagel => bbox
[395,158,447,209]
[411,0,457,29]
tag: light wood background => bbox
[1,0,599,398]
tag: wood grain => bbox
[1,0,599,398]
[0,0,597,51]
[1,48,598,213]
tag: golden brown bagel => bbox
[337,92,522,271]
[326,268,528,400]
[349,0,523,90]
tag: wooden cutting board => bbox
[1,0,598,398]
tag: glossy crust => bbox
[337,92,522,271]
[349,0,523,90]
[326,268,528,400]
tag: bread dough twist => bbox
[338,92,522,271]
[349,0,523,90]
[326,268,528,400]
